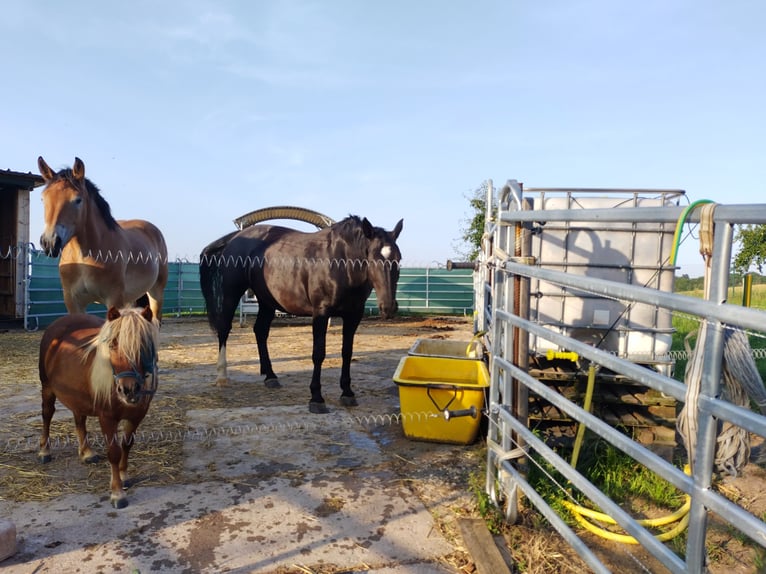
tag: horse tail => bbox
[199,231,238,331]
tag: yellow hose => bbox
[564,491,691,528]
[566,360,690,543]
[563,499,691,544]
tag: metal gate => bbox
[480,180,766,573]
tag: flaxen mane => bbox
[87,308,159,406]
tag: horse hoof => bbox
[214,378,228,387]
[112,496,129,509]
[83,454,100,464]
[38,454,52,464]
[264,377,281,389]
[340,395,358,407]
[309,401,329,414]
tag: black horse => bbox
[199,215,403,413]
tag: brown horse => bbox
[38,306,159,508]
[38,156,168,320]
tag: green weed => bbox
[468,468,506,535]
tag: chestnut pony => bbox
[38,306,159,508]
[199,215,403,413]
[38,156,168,320]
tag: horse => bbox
[37,156,168,321]
[38,306,159,509]
[199,215,403,413]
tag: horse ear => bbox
[107,307,121,321]
[38,156,55,182]
[391,219,403,240]
[72,157,85,181]
[361,217,374,239]
[141,305,153,322]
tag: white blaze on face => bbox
[381,246,392,260]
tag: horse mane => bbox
[56,168,119,231]
[87,308,159,406]
[333,215,368,244]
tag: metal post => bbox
[686,217,733,572]
[743,273,753,307]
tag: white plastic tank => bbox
[527,192,679,364]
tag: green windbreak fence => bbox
[25,251,474,330]
[25,251,107,330]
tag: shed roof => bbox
[0,169,44,191]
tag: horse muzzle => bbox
[114,370,156,404]
[378,300,398,320]
[39,234,63,257]
[40,225,74,257]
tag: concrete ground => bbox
[0,406,470,573]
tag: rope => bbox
[675,202,766,476]
[677,325,757,476]
[669,199,714,267]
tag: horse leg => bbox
[147,293,163,326]
[254,306,280,388]
[74,413,99,463]
[309,315,330,413]
[215,324,231,386]
[99,417,128,508]
[62,288,86,314]
[147,283,165,326]
[214,296,241,386]
[339,312,362,407]
[148,257,168,324]
[119,416,145,489]
[38,385,56,463]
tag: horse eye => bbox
[73,197,83,206]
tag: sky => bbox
[2,1,765,276]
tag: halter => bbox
[112,342,158,398]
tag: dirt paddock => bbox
[1,314,499,573]
[2,314,765,573]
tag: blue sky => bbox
[2,1,764,275]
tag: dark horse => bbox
[199,215,403,413]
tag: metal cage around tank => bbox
[478,179,766,573]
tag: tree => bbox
[453,181,490,262]
[733,224,766,274]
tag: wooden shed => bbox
[0,168,44,321]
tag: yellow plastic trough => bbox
[392,355,489,445]
[407,338,483,360]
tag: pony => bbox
[37,156,168,320]
[38,306,159,509]
[199,215,403,413]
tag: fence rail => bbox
[21,249,474,329]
